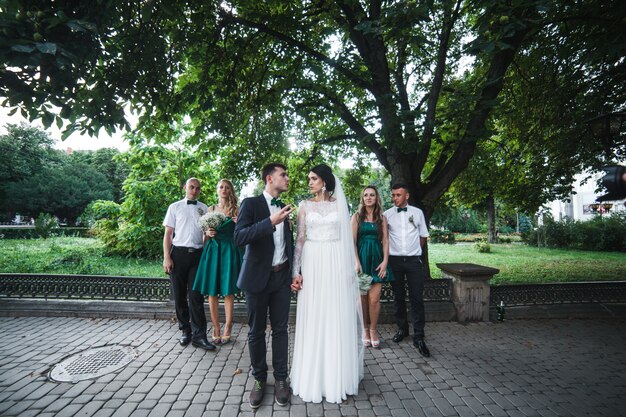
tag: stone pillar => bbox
[436,263,499,322]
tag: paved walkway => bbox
[0,316,625,417]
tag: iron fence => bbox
[0,274,452,303]
[490,281,626,307]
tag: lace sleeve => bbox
[292,201,307,277]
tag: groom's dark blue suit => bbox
[234,194,293,382]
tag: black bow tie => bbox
[187,200,198,205]
[397,207,407,212]
[271,198,282,207]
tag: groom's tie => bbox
[271,198,282,207]
[397,207,407,212]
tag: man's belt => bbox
[173,246,203,253]
[271,261,289,272]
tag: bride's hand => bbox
[355,261,362,274]
[291,274,303,292]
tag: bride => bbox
[290,163,364,403]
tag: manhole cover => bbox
[49,345,137,383]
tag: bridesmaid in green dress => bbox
[351,185,394,349]
[193,179,242,345]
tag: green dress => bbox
[193,218,242,296]
[357,221,395,284]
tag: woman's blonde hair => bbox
[217,179,238,217]
[356,185,383,241]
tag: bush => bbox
[34,213,58,239]
[522,215,626,252]
[430,229,456,244]
[475,241,491,253]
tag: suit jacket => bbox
[234,194,294,293]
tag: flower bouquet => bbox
[198,212,231,234]
[357,272,372,295]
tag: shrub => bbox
[522,215,626,252]
[430,229,456,244]
[34,213,59,239]
[475,241,491,253]
[475,241,491,252]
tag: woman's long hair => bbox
[356,185,383,241]
[217,179,238,218]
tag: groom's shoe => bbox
[249,379,265,409]
[179,331,192,346]
[191,337,217,351]
[274,379,290,406]
[392,328,409,343]
[414,338,431,357]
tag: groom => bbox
[234,163,294,409]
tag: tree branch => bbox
[414,0,462,174]
[219,10,372,91]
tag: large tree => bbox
[2,0,624,218]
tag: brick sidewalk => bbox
[0,316,625,417]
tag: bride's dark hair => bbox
[310,164,335,194]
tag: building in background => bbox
[547,170,626,221]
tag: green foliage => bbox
[430,229,456,244]
[91,136,220,258]
[0,237,163,276]
[474,241,492,253]
[522,216,626,252]
[34,213,58,238]
[0,227,89,239]
[430,204,483,233]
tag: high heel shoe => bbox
[370,329,380,349]
[362,329,371,347]
[220,335,231,344]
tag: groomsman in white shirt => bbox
[383,183,431,357]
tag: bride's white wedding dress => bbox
[290,199,364,403]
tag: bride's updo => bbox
[310,163,335,195]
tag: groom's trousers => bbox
[244,266,291,382]
[389,255,426,339]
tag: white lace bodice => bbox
[292,200,339,276]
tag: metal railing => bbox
[0,274,452,303]
[490,281,626,307]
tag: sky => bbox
[0,106,131,152]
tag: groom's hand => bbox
[291,274,303,292]
[270,204,294,226]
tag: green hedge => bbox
[0,227,91,239]
[522,215,626,252]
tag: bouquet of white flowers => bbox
[198,212,230,233]
[357,272,372,295]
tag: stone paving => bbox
[0,316,625,417]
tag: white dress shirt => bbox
[163,198,208,249]
[263,191,287,266]
[383,205,429,256]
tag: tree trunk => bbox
[486,195,497,243]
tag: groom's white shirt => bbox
[263,191,287,266]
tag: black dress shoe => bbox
[192,337,217,351]
[249,379,266,409]
[414,339,431,357]
[392,329,409,343]
[179,331,192,346]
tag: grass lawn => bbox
[0,237,624,284]
[0,237,164,278]
[428,243,626,284]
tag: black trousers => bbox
[170,246,207,339]
[244,267,291,382]
[389,255,426,339]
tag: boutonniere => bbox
[408,215,417,229]
[197,208,205,216]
